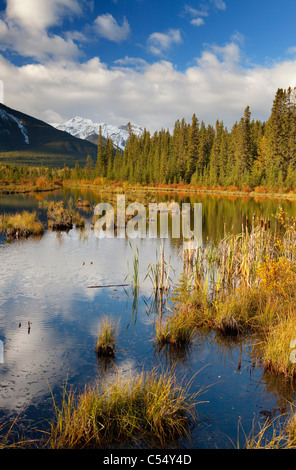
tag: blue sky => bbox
[1,0,296,131]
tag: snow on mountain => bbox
[0,108,29,144]
[51,116,144,151]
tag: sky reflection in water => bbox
[0,190,296,448]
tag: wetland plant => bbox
[0,211,44,239]
[47,369,198,449]
[47,201,85,230]
[96,317,118,358]
[173,208,296,378]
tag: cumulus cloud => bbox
[0,0,85,60]
[147,29,182,56]
[0,20,80,60]
[5,0,82,31]
[191,18,205,27]
[94,13,131,43]
[2,41,296,134]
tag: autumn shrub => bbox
[36,176,49,188]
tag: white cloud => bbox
[191,18,205,27]
[210,0,227,11]
[94,13,131,43]
[287,46,296,55]
[114,56,148,71]
[184,1,225,27]
[183,5,209,17]
[0,0,85,60]
[1,41,296,134]
[0,21,80,60]
[5,0,82,31]
[210,42,241,64]
[147,29,182,56]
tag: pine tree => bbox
[105,137,115,180]
[96,125,106,177]
[185,113,199,183]
[85,154,94,179]
[233,106,252,183]
[264,88,290,187]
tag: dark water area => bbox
[0,188,296,449]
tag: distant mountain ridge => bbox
[51,116,144,151]
[0,103,98,167]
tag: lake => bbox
[0,188,296,449]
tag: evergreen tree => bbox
[96,125,106,177]
[185,113,199,183]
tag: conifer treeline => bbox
[93,87,296,190]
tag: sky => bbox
[1,0,296,132]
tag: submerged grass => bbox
[47,369,198,449]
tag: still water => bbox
[0,188,296,449]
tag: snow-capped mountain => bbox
[0,103,98,167]
[51,116,144,151]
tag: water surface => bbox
[0,189,295,448]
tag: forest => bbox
[1,87,296,193]
[94,87,296,191]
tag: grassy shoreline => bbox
[64,181,296,201]
[2,178,296,201]
[156,208,296,382]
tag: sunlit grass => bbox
[171,208,296,379]
[0,211,44,238]
[47,369,198,449]
[96,317,118,358]
[47,201,85,230]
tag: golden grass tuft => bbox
[48,369,198,448]
[96,317,118,358]
[0,211,44,238]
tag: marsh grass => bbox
[47,201,85,230]
[146,241,173,294]
[125,241,140,291]
[163,208,296,378]
[96,317,118,358]
[241,410,296,449]
[0,211,44,238]
[47,369,198,449]
[262,312,296,379]
[155,310,196,348]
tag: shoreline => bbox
[1,180,296,201]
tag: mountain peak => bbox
[0,103,98,167]
[51,116,144,150]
